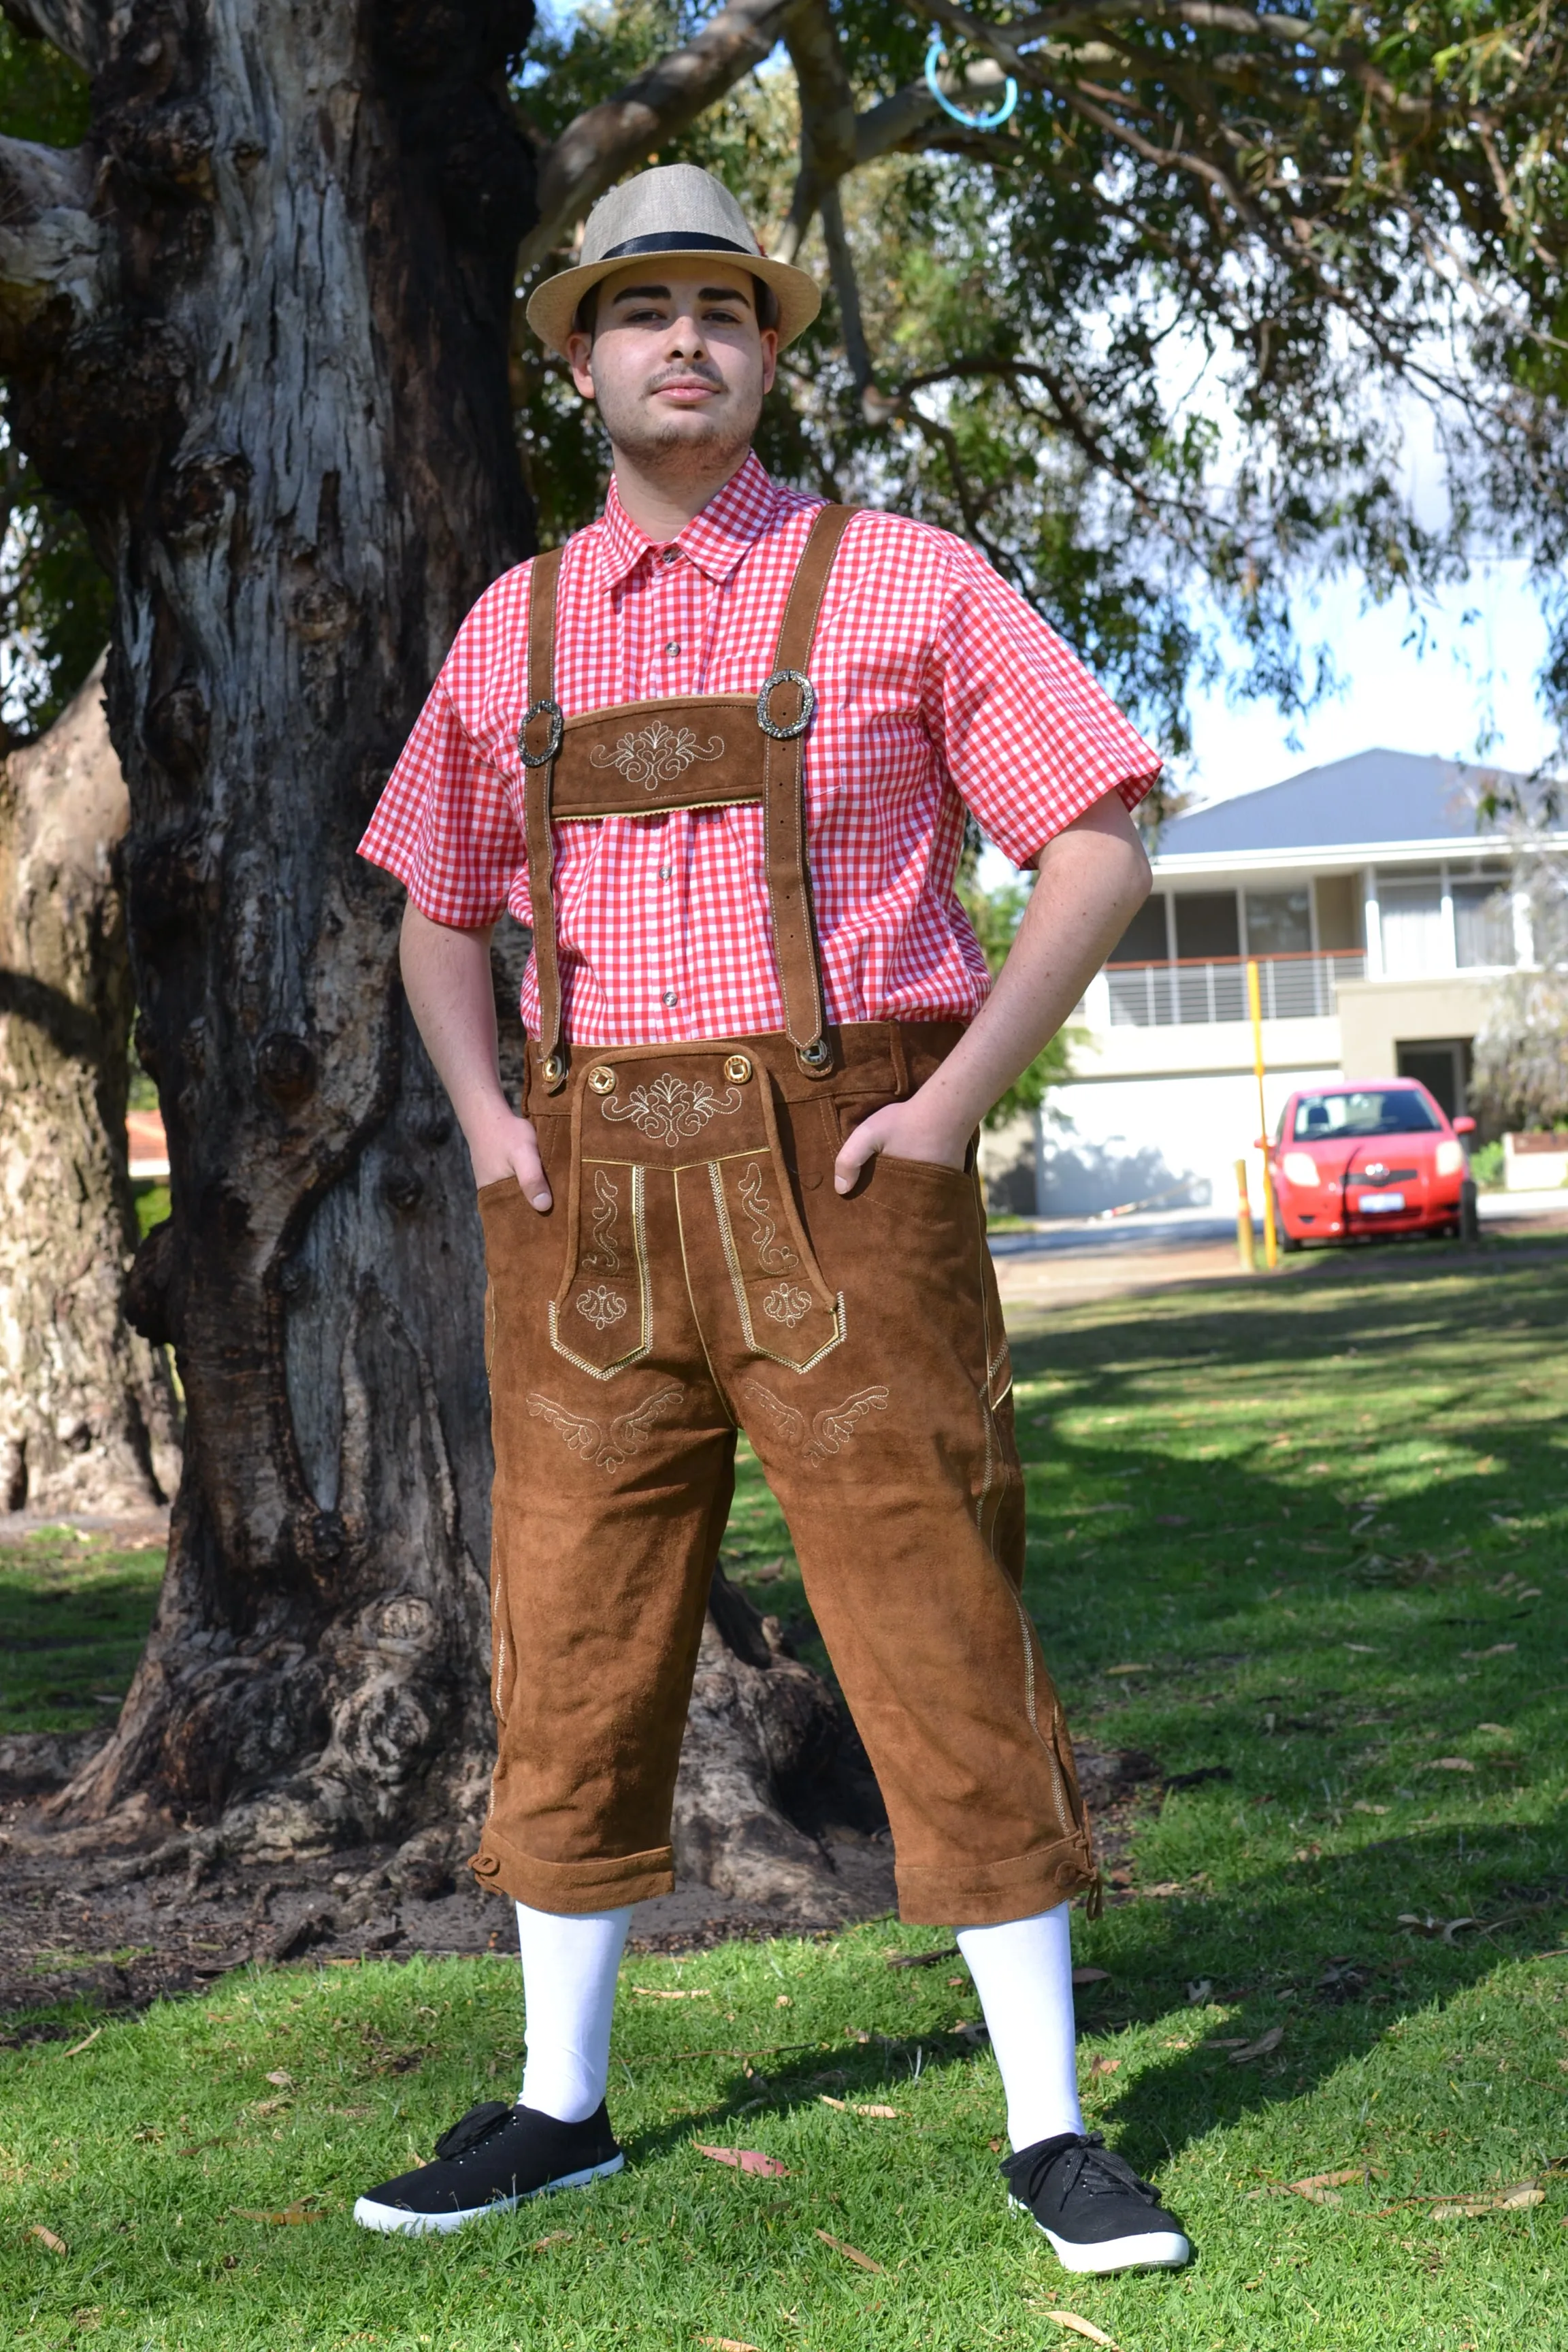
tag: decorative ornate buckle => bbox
[519,699,564,767]
[587,1064,616,1095]
[756,669,816,740]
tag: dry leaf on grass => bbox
[1045,2313,1122,2349]
[1105,1664,1151,1676]
[1250,2167,1374,2205]
[29,2225,67,2255]
[634,1986,713,1999]
[693,2146,789,2177]
[265,2069,294,2087]
[856,2104,899,2118]
[254,2097,291,2117]
[1072,1967,1112,1987]
[532,2231,574,2252]
[1421,1757,1475,1773]
[1229,2024,1285,2065]
[61,2027,101,2059]
[815,2228,883,2272]
[1089,2056,1121,2076]
[1431,2184,1545,2219]
[697,2337,764,2351]
[231,2203,322,2225]
[1398,1914,1482,1942]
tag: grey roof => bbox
[1156,747,1522,856]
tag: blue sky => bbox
[1180,559,1558,811]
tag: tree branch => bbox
[778,0,859,263]
[519,0,799,278]
[819,183,875,397]
[0,135,104,361]
[0,0,109,77]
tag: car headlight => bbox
[1435,1138,1466,1177]
[1281,1152,1320,1186]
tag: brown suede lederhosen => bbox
[470,508,1097,1927]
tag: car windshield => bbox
[1291,1089,1441,1141]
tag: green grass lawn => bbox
[5,1247,1568,2349]
[0,1530,165,1738]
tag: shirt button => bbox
[662,988,678,1007]
[658,866,672,881]
[664,640,681,657]
[660,549,679,566]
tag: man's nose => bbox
[664,312,708,357]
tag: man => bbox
[353,162,1189,2275]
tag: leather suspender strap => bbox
[520,547,568,1090]
[758,502,856,1071]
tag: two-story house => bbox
[984,747,1556,1218]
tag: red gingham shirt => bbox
[358,453,1160,1042]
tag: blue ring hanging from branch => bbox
[923,29,1019,131]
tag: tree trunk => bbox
[0,653,179,1514]
[0,0,854,1897]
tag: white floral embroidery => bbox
[804,1386,890,1465]
[574,1284,628,1331]
[526,1382,683,1473]
[589,723,724,791]
[601,1071,743,1147]
[740,1379,891,1467]
[740,1377,807,1450]
[736,1161,796,1270]
[583,1166,621,1273]
[762,1281,814,1329]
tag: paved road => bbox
[989,1189,1568,1313]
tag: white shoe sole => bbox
[354,2151,624,2237]
[1009,2195,1190,2272]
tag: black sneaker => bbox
[1002,2130,1190,2273]
[353,2098,623,2237]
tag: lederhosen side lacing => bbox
[516,504,858,1093]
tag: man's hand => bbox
[469,1107,553,1209]
[399,902,553,1212]
[833,1098,970,1193]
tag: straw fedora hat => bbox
[526,163,820,359]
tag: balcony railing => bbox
[1105,949,1366,1028]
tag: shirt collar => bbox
[596,451,784,590]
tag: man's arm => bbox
[833,789,1151,1193]
[399,902,553,1209]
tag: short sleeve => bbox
[357,665,525,929]
[926,540,1162,866]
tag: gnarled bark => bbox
[1,0,855,1908]
[0,655,179,1512]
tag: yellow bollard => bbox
[1246,958,1279,1271]
[1235,1157,1257,1273]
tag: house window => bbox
[1173,892,1239,960]
[1377,872,1446,975]
[1245,888,1312,956]
[1109,894,1169,964]
[1452,879,1515,968]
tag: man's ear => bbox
[566,330,597,400]
[760,328,779,397]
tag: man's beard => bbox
[595,367,763,479]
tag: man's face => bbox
[566,264,778,475]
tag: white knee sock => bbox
[515,1901,632,2123]
[956,1903,1085,2152]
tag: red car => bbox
[1269,1080,1476,1247]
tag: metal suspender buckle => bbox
[519,699,564,766]
[797,1036,833,1074]
[756,669,816,740]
